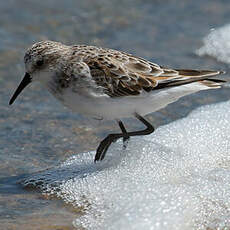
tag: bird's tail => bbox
[156,69,226,89]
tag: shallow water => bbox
[0,0,230,229]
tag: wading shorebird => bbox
[9,41,225,162]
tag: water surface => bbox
[0,0,230,229]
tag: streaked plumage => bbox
[9,41,225,161]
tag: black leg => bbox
[94,113,155,162]
[94,133,123,162]
[126,113,155,137]
[118,120,130,149]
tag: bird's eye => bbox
[36,60,44,67]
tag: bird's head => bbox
[9,40,68,105]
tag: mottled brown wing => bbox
[84,49,224,97]
[84,53,161,97]
[84,58,141,97]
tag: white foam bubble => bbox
[197,24,230,63]
[23,100,230,230]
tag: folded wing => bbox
[83,48,225,97]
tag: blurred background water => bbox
[0,0,230,229]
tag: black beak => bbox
[9,72,31,105]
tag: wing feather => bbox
[74,46,225,97]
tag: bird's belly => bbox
[59,90,163,120]
[55,82,207,120]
